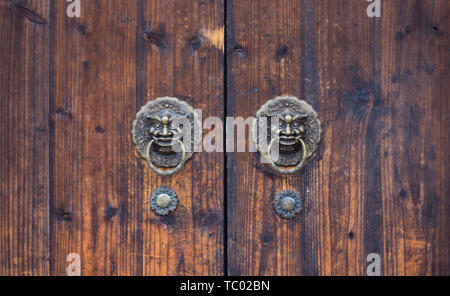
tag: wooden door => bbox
[0,0,224,276]
[226,0,449,276]
[0,0,448,276]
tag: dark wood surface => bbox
[0,0,448,276]
[0,0,50,276]
[1,0,224,276]
[227,0,449,275]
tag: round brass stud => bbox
[150,187,178,216]
[273,190,302,219]
[156,193,171,208]
[281,197,296,211]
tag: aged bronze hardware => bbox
[150,187,178,216]
[253,96,321,174]
[132,97,201,176]
[273,190,302,219]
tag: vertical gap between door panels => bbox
[223,0,229,276]
[48,0,56,276]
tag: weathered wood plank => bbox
[1,0,447,276]
[379,0,449,276]
[227,0,307,276]
[50,0,143,275]
[50,0,224,275]
[227,0,449,275]
[0,0,50,276]
[140,0,224,276]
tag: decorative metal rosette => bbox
[150,187,178,216]
[273,190,302,219]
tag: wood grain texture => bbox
[50,0,224,276]
[1,0,223,276]
[227,0,449,275]
[139,0,224,276]
[0,0,448,276]
[0,0,50,276]
[50,0,144,276]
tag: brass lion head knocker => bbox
[253,96,321,174]
[132,97,201,176]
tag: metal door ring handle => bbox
[264,137,307,174]
[145,139,187,176]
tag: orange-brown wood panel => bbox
[140,0,224,276]
[0,0,223,277]
[50,0,224,276]
[227,0,449,275]
[0,0,50,276]
[379,0,449,275]
[0,0,448,277]
[50,0,144,276]
[0,0,223,276]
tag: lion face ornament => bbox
[253,96,321,174]
[132,97,201,176]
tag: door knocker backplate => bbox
[253,96,321,174]
[132,97,201,176]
